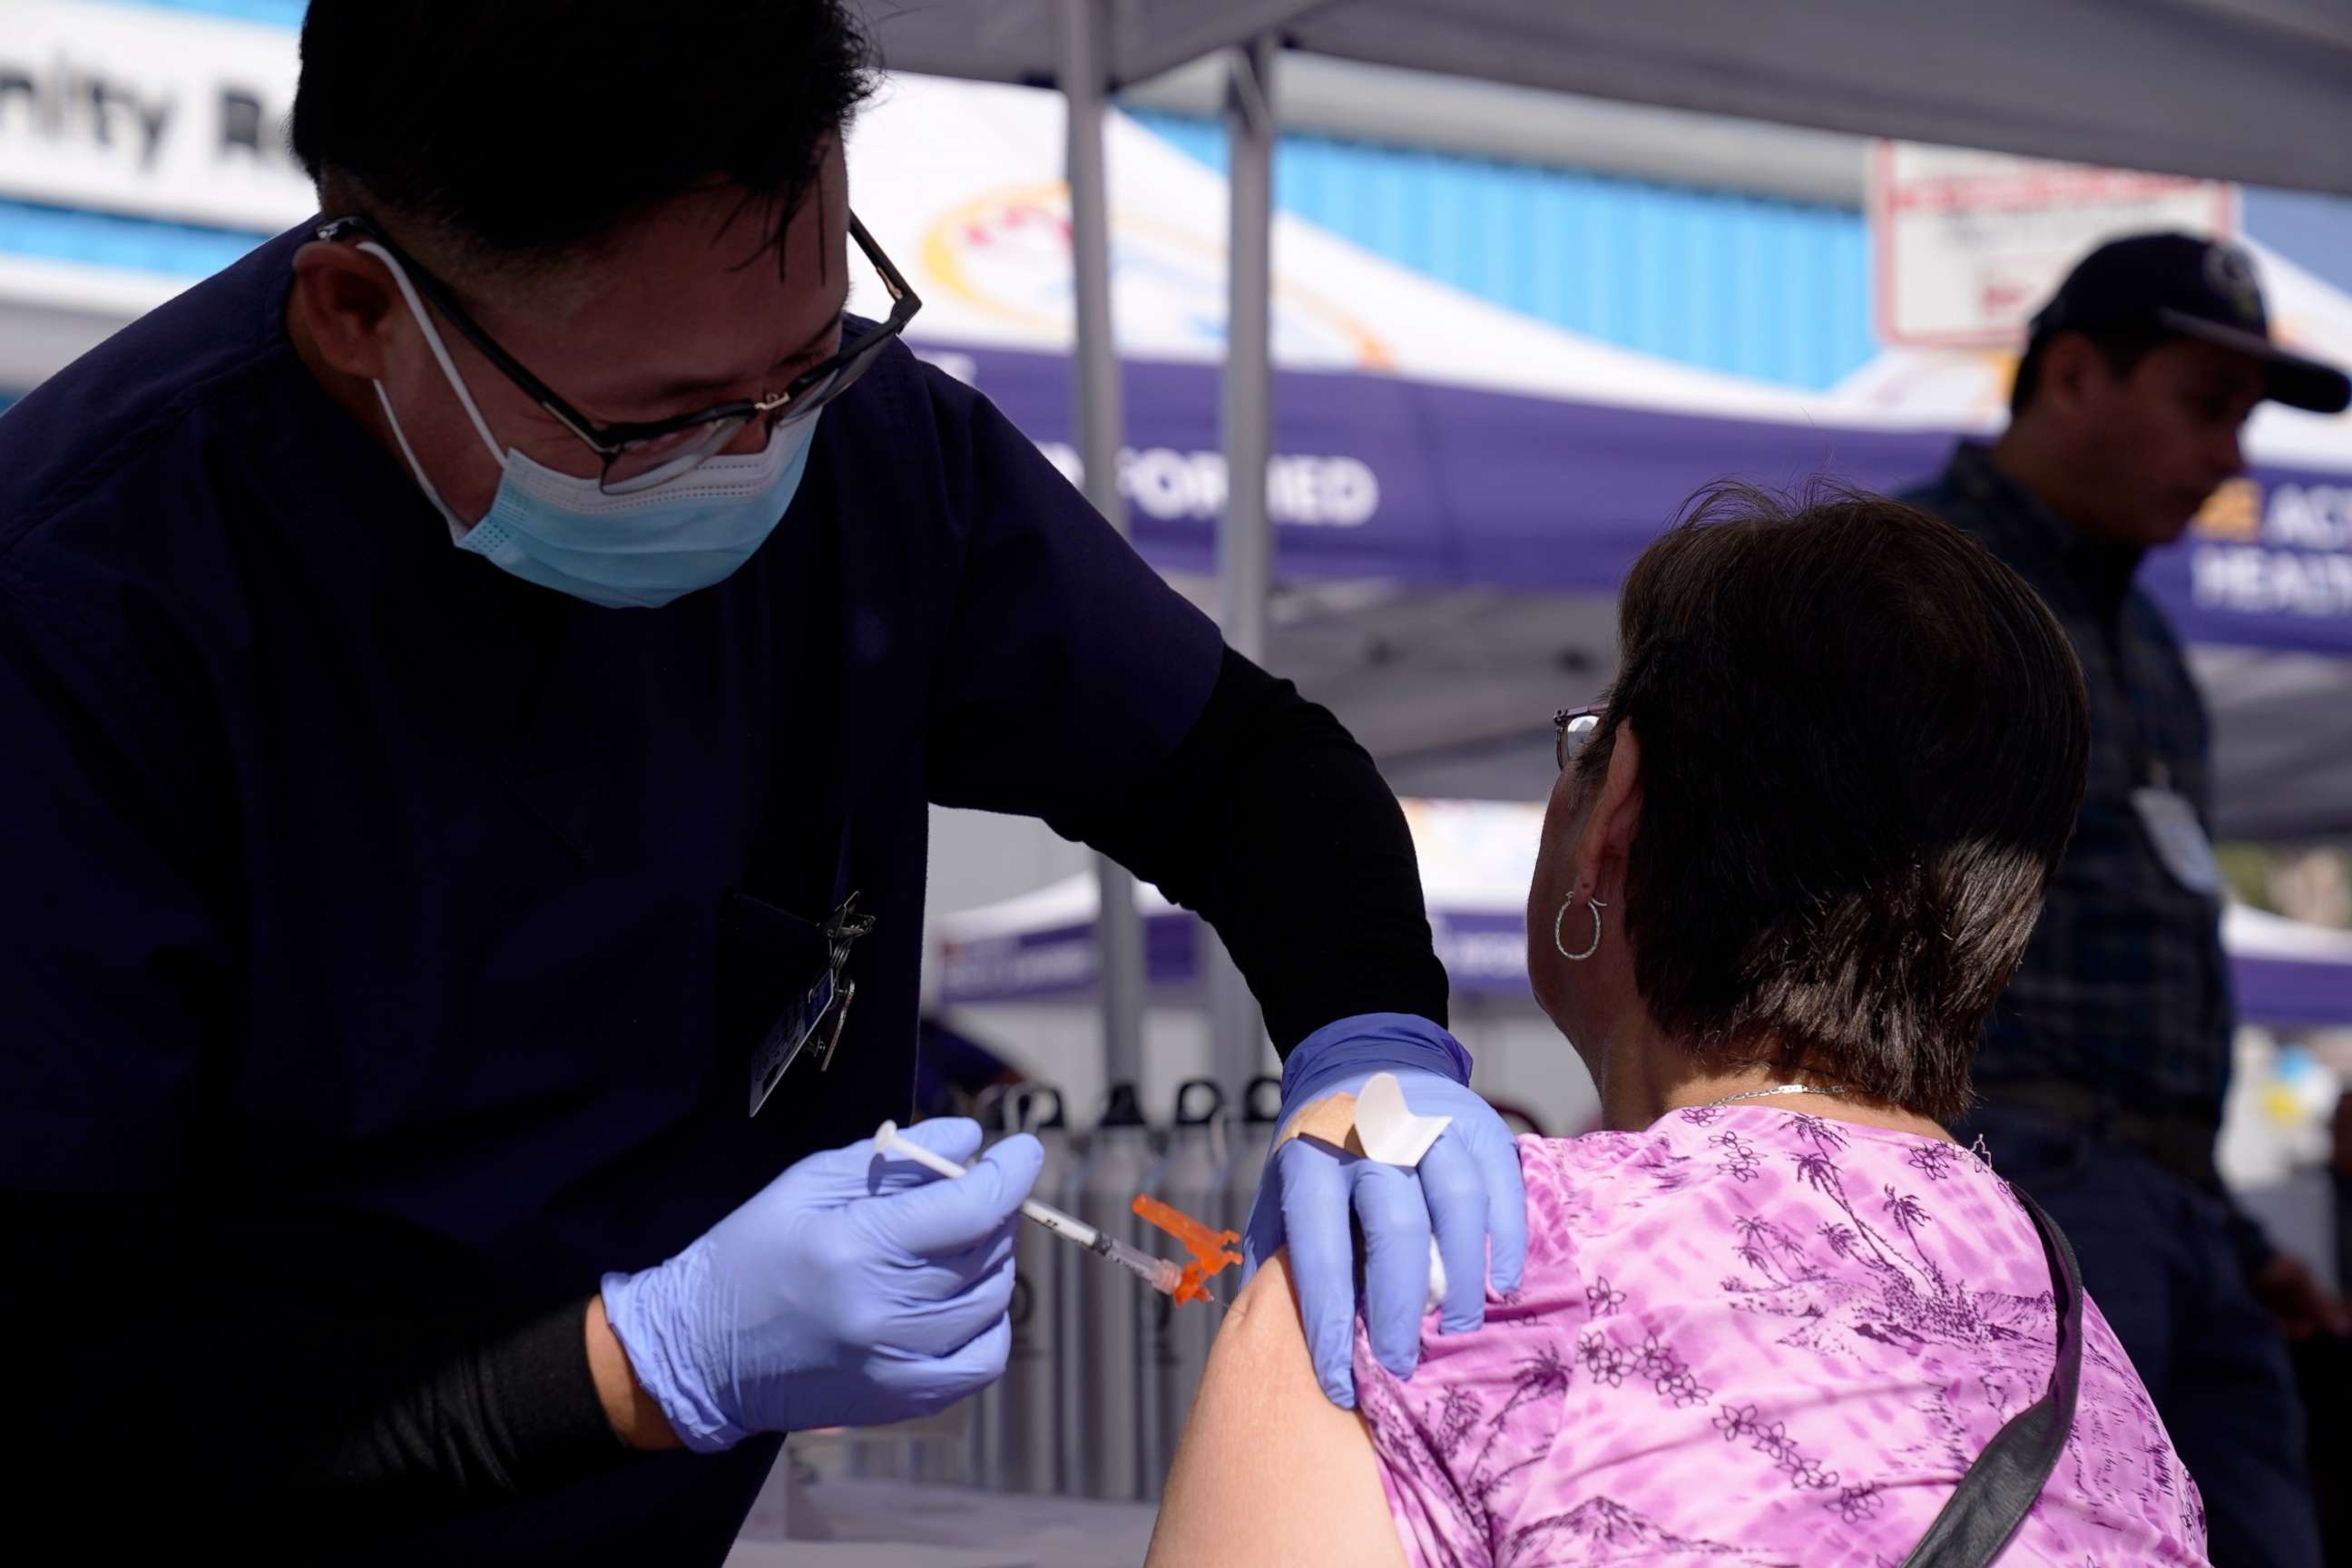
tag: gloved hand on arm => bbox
[1242,1012,1528,1409]
[600,1117,1042,1451]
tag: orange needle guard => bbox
[1131,1193,1244,1306]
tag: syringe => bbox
[873,1121,1186,1298]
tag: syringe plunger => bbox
[872,1120,1184,1297]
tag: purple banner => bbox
[923,340,2352,657]
[2231,956,2352,1028]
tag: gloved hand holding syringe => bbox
[875,1120,1240,1304]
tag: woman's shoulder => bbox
[1360,1112,2204,1565]
[1519,1105,1998,1194]
[1507,1108,2035,1295]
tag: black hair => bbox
[1574,485,2089,1121]
[289,1,875,272]
[2010,320,2169,416]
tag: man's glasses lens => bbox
[596,233,913,495]
[603,414,756,494]
[1553,706,1603,770]
[789,328,894,419]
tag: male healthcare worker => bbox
[0,3,1524,1558]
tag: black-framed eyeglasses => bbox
[316,210,922,495]
[1553,703,1605,770]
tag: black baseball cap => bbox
[2028,232,2351,414]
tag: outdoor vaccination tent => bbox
[848,75,2352,839]
[15,5,2341,1102]
[869,0,2352,1089]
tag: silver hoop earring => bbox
[1554,897,1606,962]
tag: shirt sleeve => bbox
[2223,1197,2278,1281]
[1351,1310,1574,1563]
[0,559,229,1192]
[1070,646,1450,1047]
[921,372,1226,825]
[0,564,625,1534]
[916,371,1446,1048]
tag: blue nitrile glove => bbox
[1241,1013,1528,1409]
[601,1118,1042,1451]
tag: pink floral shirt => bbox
[1354,1108,2209,1567]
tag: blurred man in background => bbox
[1905,233,2351,1568]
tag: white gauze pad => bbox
[1354,1072,1452,1312]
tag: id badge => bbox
[748,894,874,1117]
[2131,787,2221,897]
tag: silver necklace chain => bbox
[1692,1083,1854,1110]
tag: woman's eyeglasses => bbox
[1553,704,1605,771]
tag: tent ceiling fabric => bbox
[868,0,2352,195]
[867,0,1325,92]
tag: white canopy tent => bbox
[833,77,2352,842]
[872,1,2352,196]
[870,0,2352,1096]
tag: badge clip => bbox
[748,893,872,1117]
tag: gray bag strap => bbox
[1898,1186,2085,1568]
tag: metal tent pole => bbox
[1060,0,1145,1099]
[1209,34,1278,1097]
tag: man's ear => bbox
[2035,332,2109,421]
[1573,722,1643,904]
[289,240,401,380]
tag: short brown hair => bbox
[1577,485,2089,1119]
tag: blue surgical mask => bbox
[366,242,819,609]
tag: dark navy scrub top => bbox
[0,226,1221,1555]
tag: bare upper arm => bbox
[1144,1251,1409,1568]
